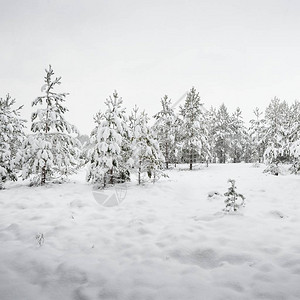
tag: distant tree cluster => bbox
[263,98,300,174]
[1,65,300,189]
[154,92,300,176]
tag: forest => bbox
[1,65,300,189]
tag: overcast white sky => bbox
[1,0,300,134]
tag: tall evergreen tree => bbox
[86,91,131,187]
[179,87,209,170]
[241,133,255,163]
[206,106,218,163]
[20,65,81,185]
[214,103,231,163]
[289,101,300,173]
[230,107,246,163]
[264,97,291,170]
[172,114,184,166]
[249,107,266,163]
[153,95,177,169]
[130,106,164,184]
[0,95,26,189]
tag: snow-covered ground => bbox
[1,164,300,300]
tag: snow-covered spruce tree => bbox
[229,107,247,163]
[249,107,267,163]
[241,133,255,163]
[153,95,177,169]
[86,91,131,187]
[214,103,232,163]
[224,179,245,213]
[179,87,210,170]
[206,106,218,163]
[171,114,184,166]
[129,105,165,185]
[289,100,300,173]
[0,95,26,189]
[263,97,291,174]
[20,65,81,185]
[77,134,91,165]
[290,139,300,174]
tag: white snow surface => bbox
[1,164,300,300]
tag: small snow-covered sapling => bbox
[36,233,44,247]
[224,179,245,212]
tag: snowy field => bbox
[0,163,300,300]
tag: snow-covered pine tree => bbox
[264,97,291,173]
[0,94,26,189]
[290,139,300,173]
[77,134,90,165]
[214,103,232,163]
[129,105,165,184]
[153,95,177,169]
[224,179,245,213]
[289,100,300,173]
[230,107,246,163]
[179,87,209,170]
[206,106,218,163]
[249,107,266,163]
[241,133,255,163]
[171,114,184,166]
[86,91,131,187]
[20,65,81,185]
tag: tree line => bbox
[1,66,300,188]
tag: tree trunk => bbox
[165,143,169,169]
[223,139,226,163]
[219,150,224,163]
[138,162,141,185]
[138,168,141,185]
[41,166,46,185]
[189,148,193,170]
[109,168,113,184]
[41,98,50,186]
